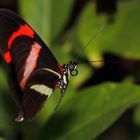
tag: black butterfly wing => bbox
[8,63,23,108]
[21,68,59,120]
[0,9,63,121]
[10,37,60,121]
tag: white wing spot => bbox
[30,84,53,97]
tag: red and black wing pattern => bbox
[0,9,63,121]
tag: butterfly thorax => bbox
[57,61,78,96]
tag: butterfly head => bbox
[58,61,78,96]
[67,61,78,76]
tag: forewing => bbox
[9,37,59,121]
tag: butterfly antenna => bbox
[78,60,119,65]
[75,24,106,61]
[78,60,103,64]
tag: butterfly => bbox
[0,9,78,122]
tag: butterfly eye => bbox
[69,65,74,70]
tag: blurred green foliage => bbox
[0,0,139,140]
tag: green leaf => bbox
[19,0,75,45]
[0,67,18,135]
[77,0,140,59]
[36,83,140,140]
